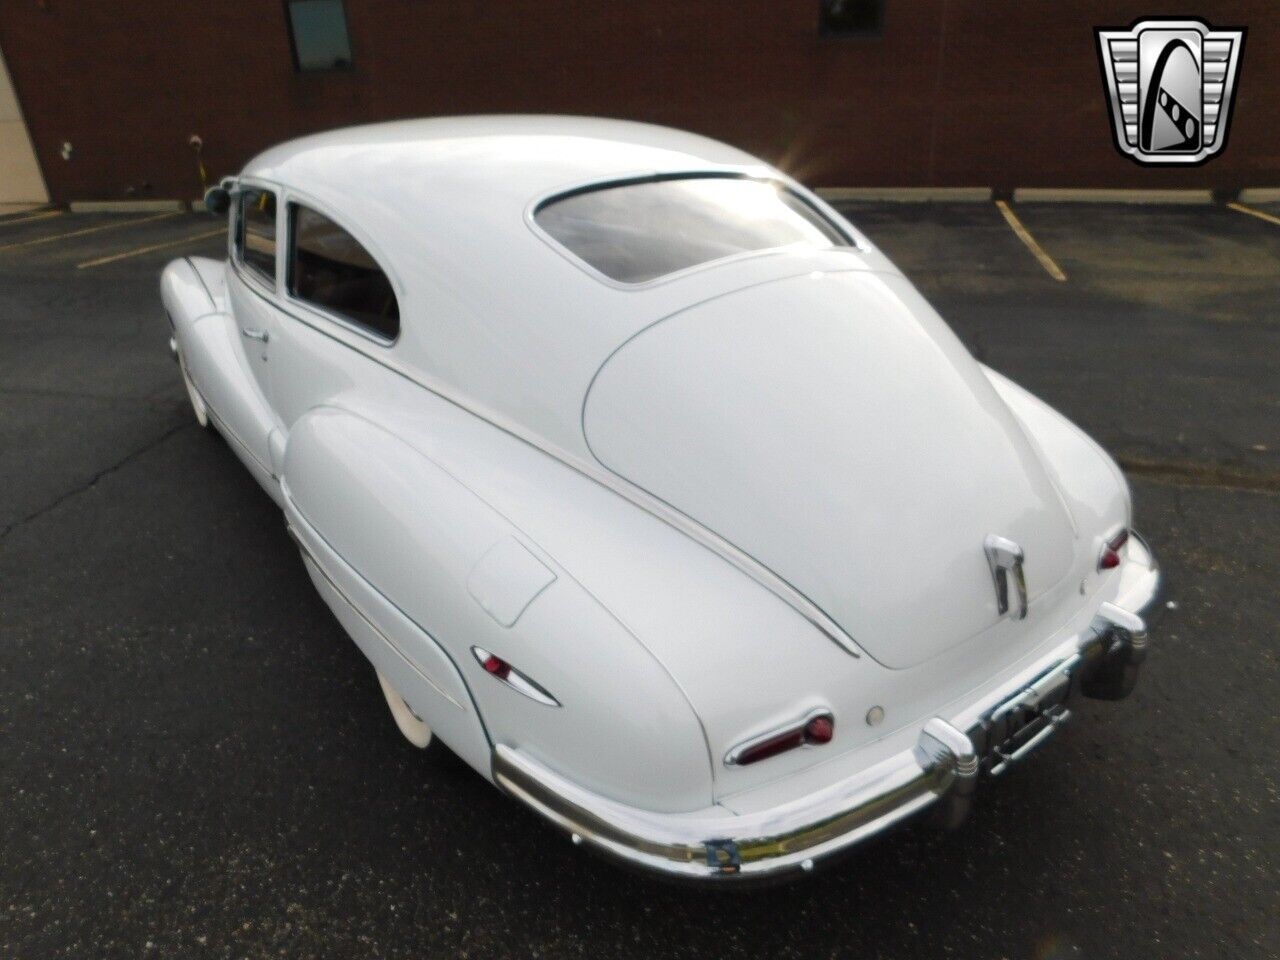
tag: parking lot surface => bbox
[1,202,1277,959]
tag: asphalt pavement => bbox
[1,201,1277,959]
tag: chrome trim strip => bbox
[493,720,969,879]
[181,255,219,312]
[286,523,464,711]
[203,404,275,479]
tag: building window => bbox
[819,0,885,37]
[286,0,353,71]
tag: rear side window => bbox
[534,176,849,284]
[288,204,399,341]
[237,188,277,283]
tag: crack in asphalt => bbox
[0,420,191,542]
[0,385,179,406]
[1118,455,1280,494]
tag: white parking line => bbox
[994,201,1067,282]
[0,210,63,228]
[76,228,225,269]
[0,212,179,252]
[1227,202,1280,228]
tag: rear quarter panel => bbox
[280,404,714,812]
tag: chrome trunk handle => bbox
[984,534,1028,620]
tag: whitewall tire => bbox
[376,670,435,749]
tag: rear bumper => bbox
[493,531,1164,882]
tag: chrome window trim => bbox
[280,189,404,348]
[232,183,281,292]
[284,284,398,348]
[523,170,863,291]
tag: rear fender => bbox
[280,406,713,811]
[982,366,1130,538]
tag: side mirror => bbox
[203,185,231,216]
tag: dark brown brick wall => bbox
[2,1,1276,202]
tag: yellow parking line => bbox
[0,211,179,252]
[0,209,63,228]
[994,200,1068,282]
[77,227,225,269]
[1227,201,1280,227]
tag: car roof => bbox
[241,115,763,202]
[235,117,879,461]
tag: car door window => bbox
[288,204,399,341]
[237,188,278,284]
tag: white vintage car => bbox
[162,117,1162,881]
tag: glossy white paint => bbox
[160,117,1135,822]
[584,269,1078,668]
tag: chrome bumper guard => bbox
[493,532,1163,881]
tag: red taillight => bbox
[1098,529,1130,571]
[805,715,835,744]
[735,729,807,766]
[483,654,511,680]
[731,713,836,765]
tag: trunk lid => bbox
[583,270,1078,668]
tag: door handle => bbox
[241,328,269,343]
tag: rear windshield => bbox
[534,176,849,284]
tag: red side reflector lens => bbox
[483,654,511,680]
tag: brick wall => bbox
[1,1,1276,202]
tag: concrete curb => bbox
[51,189,1276,212]
[69,199,189,213]
[0,203,50,219]
[1011,188,1213,205]
[817,187,992,202]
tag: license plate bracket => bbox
[978,659,1076,776]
